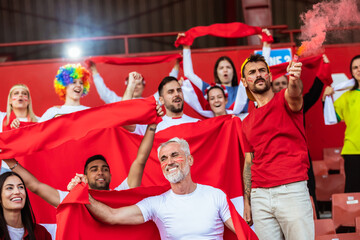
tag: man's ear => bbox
[188,155,194,166]
[269,72,272,82]
[241,78,248,88]
[159,96,165,105]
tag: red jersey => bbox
[242,89,309,188]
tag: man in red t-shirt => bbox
[241,54,314,240]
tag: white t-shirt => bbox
[39,105,89,122]
[57,177,130,203]
[133,114,200,135]
[136,184,231,240]
[7,225,25,240]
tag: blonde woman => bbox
[0,84,38,132]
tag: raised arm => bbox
[87,194,144,225]
[285,61,303,112]
[177,33,205,91]
[127,123,157,188]
[169,58,180,79]
[259,28,272,64]
[243,152,253,226]
[122,72,143,101]
[90,62,122,104]
[3,159,61,207]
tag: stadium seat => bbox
[332,193,360,228]
[323,147,343,170]
[313,160,329,176]
[315,161,345,201]
[315,233,360,240]
[315,219,336,236]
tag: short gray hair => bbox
[157,137,191,159]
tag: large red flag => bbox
[0,96,249,238]
[0,96,161,159]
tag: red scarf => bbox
[174,22,274,47]
[85,54,181,67]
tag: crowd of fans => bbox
[0,29,359,240]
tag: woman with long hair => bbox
[177,33,248,114]
[182,44,246,110]
[0,172,51,240]
[39,64,90,122]
[0,85,38,173]
[332,55,360,192]
[324,55,360,192]
[0,84,38,132]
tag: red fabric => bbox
[85,54,182,67]
[2,112,35,132]
[189,80,212,111]
[27,224,52,240]
[227,197,258,240]
[241,89,309,188]
[269,55,326,82]
[0,96,161,159]
[56,183,257,240]
[316,61,332,86]
[174,22,274,47]
[0,105,245,227]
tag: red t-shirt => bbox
[242,89,309,188]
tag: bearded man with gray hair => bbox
[72,137,237,239]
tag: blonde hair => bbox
[6,84,38,125]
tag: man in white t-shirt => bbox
[75,138,236,239]
[132,77,200,135]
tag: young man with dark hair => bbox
[132,76,199,135]
[241,54,314,240]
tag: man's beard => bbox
[251,78,271,94]
[165,98,184,113]
[89,181,110,190]
[164,161,190,184]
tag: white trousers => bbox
[251,181,314,240]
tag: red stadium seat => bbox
[323,147,343,170]
[332,193,360,228]
[313,160,329,176]
[315,219,336,236]
[315,163,345,201]
[315,233,360,240]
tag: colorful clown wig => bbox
[54,64,90,101]
[6,84,38,125]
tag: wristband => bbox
[10,161,19,170]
